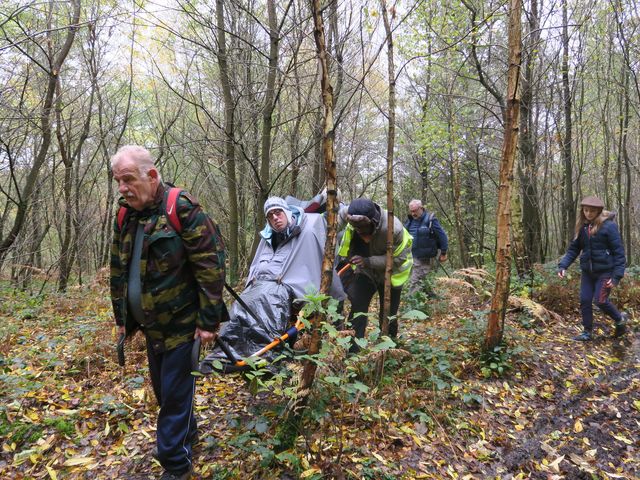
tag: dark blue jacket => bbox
[404,212,448,260]
[558,212,626,283]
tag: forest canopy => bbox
[0,0,638,288]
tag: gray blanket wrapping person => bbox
[200,205,345,370]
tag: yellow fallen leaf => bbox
[574,419,583,433]
[133,388,146,401]
[612,434,632,445]
[46,465,58,480]
[63,457,95,466]
[399,425,415,435]
[372,451,387,464]
[300,468,322,478]
[57,409,78,415]
[26,410,40,422]
[548,455,565,473]
[585,449,597,458]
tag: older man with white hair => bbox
[404,199,448,296]
[110,145,228,480]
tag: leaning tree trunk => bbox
[484,0,522,351]
[279,0,340,450]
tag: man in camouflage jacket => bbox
[110,145,228,480]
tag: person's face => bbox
[409,205,424,220]
[267,208,288,232]
[583,206,600,222]
[112,157,159,211]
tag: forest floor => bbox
[0,266,638,480]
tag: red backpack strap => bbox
[117,206,128,230]
[165,187,183,233]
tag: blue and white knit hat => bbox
[263,196,293,224]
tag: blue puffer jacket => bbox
[404,211,448,260]
[558,211,626,283]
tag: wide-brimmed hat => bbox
[580,196,604,209]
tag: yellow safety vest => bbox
[339,225,413,287]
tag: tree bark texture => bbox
[215,0,240,283]
[485,0,522,351]
[381,0,396,337]
[293,0,339,413]
[517,0,543,269]
[560,0,575,248]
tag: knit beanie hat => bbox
[346,198,380,229]
[264,196,293,225]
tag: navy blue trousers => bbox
[146,339,197,475]
[579,271,622,332]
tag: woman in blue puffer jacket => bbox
[557,196,627,341]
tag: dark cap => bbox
[580,196,604,208]
[347,198,381,229]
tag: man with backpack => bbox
[110,145,228,480]
[404,199,448,296]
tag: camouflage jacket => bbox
[110,183,229,352]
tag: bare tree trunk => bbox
[374,0,398,383]
[0,0,81,263]
[259,0,279,204]
[517,0,543,269]
[485,0,522,351]
[449,141,469,267]
[511,176,527,277]
[560,0,575,247]
[616,67,631,262]
[280,0,339,449]
[57,60,95,291]
[380,1,396,339]
[215,0,239,283]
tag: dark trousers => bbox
[347,274,403,349]
[579,271,622,332]
[147,339,197,475]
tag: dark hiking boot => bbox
[159,468,191,480]
[613,313,628,338]
[573,331,593,341]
